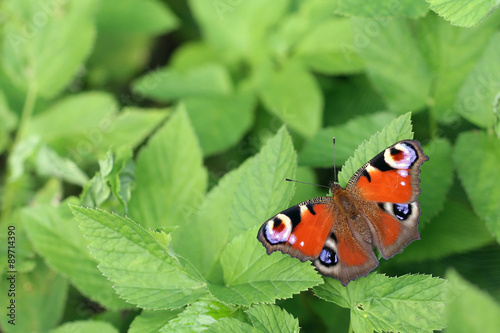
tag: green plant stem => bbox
[348,320,353,333]
[1,82,38,222]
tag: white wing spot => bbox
[401,181,406,186]
[289,234,297,245]
[398,170,408,177]
[300,241,304,247]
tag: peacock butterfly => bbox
[257,140,428,285]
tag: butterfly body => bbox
[258,140,428,285]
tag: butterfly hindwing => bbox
[372,201,421,258]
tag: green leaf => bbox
[336,0,429,18]
[338,112,413,187]
[98,107,169,150]
[33,178,63,206]
[417,13,498,124]
[170,42,221,71]
[352,18,431,112]
[229,126,297,234]
[454,131,500,242]
[7,135,40,182]
[28,95,166,162]
[22,201,129,310]
[0,259,67,332]
[418,138,453,223]
[129,107,207,230]
[299,112,396,167]
[295,18,364,75]
[446,269,500,332]
[132,64,232,102]
[427,0,500,27]
[80,147,135,212]
[185,91,255,156]
[189,0,288,60]
[35,145,89,186]
[106,147,135,212]
[130,310,182,333]
[96,0,178,34]
[205,318,258,333]
[314,274,447,333]
[71,206,208,309]
[172,127,296,281]
[1,0,97,98]
[160,296,244,332]
[27,92,119,161]
[259,61,322,138]
[208,227,323,306]
[246,304,300,333]
[49,321,118,333]
[456,32,500,128]
[27,92,117,142]
[171,166,246,282]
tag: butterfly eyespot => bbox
[319,247,338,266]
[265,214,292,244]
[393,203,411,220]
[384,143,417,170]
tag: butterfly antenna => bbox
[332,137,338,184]
[284,178,330,189]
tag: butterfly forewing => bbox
[257,197,334,262]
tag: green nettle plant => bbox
[1,0,500,332]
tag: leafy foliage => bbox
[71,206,208,310]
[454,131,500,242]
[446,269,500,332]
[427,0,500,27]
[314,274,447,333]
[1,0,499,332]
[23,200,129,309]
[128,106,207,230]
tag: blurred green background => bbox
[1,0,500,332]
